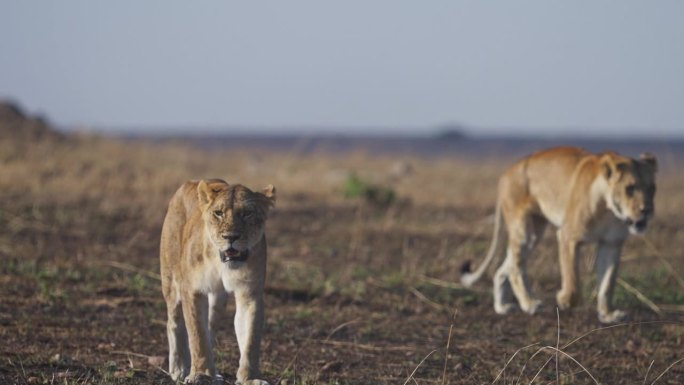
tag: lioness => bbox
[461,147,657,323]
[160,179,275,384]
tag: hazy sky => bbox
[1,1,683,136]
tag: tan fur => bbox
[160,179,275,384]
[461,147,657,323]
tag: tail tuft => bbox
[460,260,472,275]
[460,260,478,287]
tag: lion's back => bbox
[497,147,594,226]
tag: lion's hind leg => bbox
[497,212,544,315]
[493,265,516,314]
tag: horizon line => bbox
[59,125,684,141]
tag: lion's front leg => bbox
[234,289,269,385]
[166,297,190,381]
[182,291,216,382]
[596,241,627,323]
[208,292,227,351]
[556,231,581,310]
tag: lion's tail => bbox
[461,199,503,287]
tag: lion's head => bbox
[197,179,276,262]
[601,153,657,235]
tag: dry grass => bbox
[0,131,683,384]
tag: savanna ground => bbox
[1,113,683,384]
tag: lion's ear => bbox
[262,184,276,205]
[601,154,630,180]
[600,155,616,180]
[640,153,658,173]
[197,179,227,206]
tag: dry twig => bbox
[99,260,161,281]
[648,357,684,385]
[402,350,437,385]
[409,286,446,311]
[528,346,599,385]
[441,324,454,385]
[491,343,540,384]
[617,278,663,316]
[316,339,415,352]
[642,237,684,290]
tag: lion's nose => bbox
[223,233,240,242]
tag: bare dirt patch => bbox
[0,127,682,384]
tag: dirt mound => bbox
[0,99,63,141]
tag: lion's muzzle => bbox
[625,217,649,235]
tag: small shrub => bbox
[342,174,396,206]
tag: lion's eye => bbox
[625,185,635,197]
[213,210,223,217]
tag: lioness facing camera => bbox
[160,179,275,384]
[461,147,656,323]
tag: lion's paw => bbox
[236,380,270,385]
[184,373,215,385]
[522,299,542,315]
[599,309,627,324]
[170,369,186,382]
[556,291,578,310]
[494,303,516,315]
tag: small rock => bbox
[147,355,165,367]
[50,353,73,365]
[389,161,414,180]
[319,360,342,373]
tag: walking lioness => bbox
[160,179,275,384]
[461,147,657,323]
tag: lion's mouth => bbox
[625,218,648,234]
[220,248,249,263]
